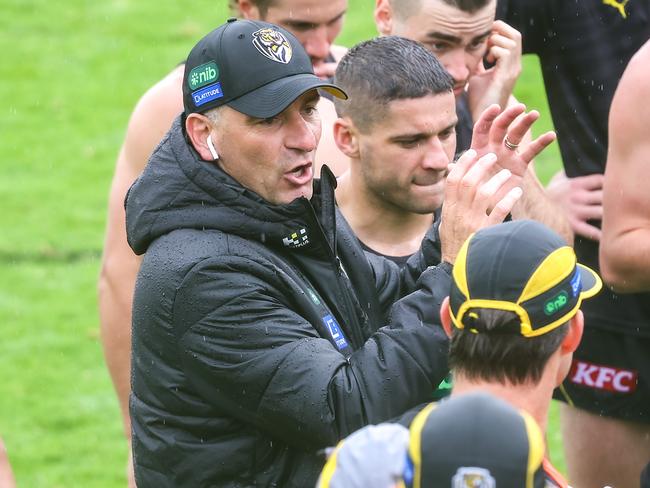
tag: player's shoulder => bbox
[626,40,650,79]
[120,64,185,173]
[134,64,185,116]
[126,64,184,140]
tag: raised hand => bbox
[469,103,556,194]
[440,149,523,263]
[467,20,522,117]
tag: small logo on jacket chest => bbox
[282,228,309,248]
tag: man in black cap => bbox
[316,392,550,488]
[405,392,549,488]
[438,219,602,486]
[125,19,524,487]
[98,5,348,482]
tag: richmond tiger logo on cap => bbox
[252,28,293,64]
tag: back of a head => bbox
[448,220,602,385]
[333,36,453,132]
[317,423,409,488]
[406,392,547,488]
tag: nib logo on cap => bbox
[189,61,220,90]
[252,28,293,64]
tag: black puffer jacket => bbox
[125,117,451,487]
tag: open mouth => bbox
[284,163,313,186]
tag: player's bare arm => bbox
[600,41,650,293]
[98,65,185,438]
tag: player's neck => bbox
[451,375,555,434]
[336,170,433,257]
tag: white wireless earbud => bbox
[206,136,219,161]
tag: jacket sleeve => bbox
[173,254,450,451]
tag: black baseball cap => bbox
[450,220,602,337]
[182,18,347,117]
[404,393,547,488]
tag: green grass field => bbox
[1,1,562,486]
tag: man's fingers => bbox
[574,173,605,190]
[504,110,539,146]
[489,186,523,225]
[578,204,604,221]
[471,105,502,148]
[489,104,527,146]
[488,35,518,52]
[576,189,604,205]
[573,221,602,241]
[446,149,478,201]
[474,168,512,212]
[487,46,511,63]
[459,152,499,198]
[518,131,557,162]
[492,20,522,41]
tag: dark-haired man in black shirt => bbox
[497,1,650,486]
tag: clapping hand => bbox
[440,149,523,264]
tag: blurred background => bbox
[0,0,560,486]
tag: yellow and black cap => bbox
[404,393,547,488]
[182,19,347,118]
[450,220,602,337]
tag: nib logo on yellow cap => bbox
[449,220,602,337]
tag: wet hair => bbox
[333,36,453,133]
[228,0,276,17]
[390,0,492,18]
[449,308,569,385]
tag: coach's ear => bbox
[374,0,394,36]
[440,297,453,338]
[560,310,584,354]
[333,117,360,159]
[185,113,215,162]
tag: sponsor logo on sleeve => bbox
[568,360,638,393]
[191,82,223,107]
[323,314,349,351]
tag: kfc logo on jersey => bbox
[568,360,638,393]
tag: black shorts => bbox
[553,325,650,423]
